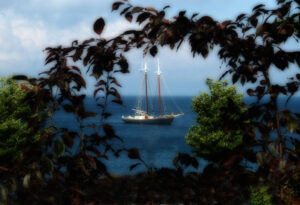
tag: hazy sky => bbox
[1,0,296,96]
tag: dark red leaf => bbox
[0,166,8,172]
[149,46,158,57]
[86,155,97,169]
[252,4,265,11]
[120,6,131,15]
[112,99,123,105]
[173,153,198,169]
[247,89,254,96]
[103,124,115,137]
[63,104,74,113]
[93,87,104,98]
[137,12,150,24]
[93,18,105,35]
[236,13,246,21]
[12,75,28,81]
[112,1,124,11]
[102,112,111,119]
[163,5,170,10]
[125,12,133,22]
[129,163,141,171]
[132,7,143,14]
[127,148,140,159]
[260,80,267,85]
[95,80,106,87]
[109,77,122,87]
[232,73,239,84]
[145,7,157,13]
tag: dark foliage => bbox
[1,0,300,204]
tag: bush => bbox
[185,79,248,159]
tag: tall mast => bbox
[144,57,149,114]
[157,59,162,116]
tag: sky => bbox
[1,0,296,96]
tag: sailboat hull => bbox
[122,115,174,125]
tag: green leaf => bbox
[54,139,65,157]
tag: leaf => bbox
[70,187,86,196]
[145,7,157,13]
[86,155,97,169]
[102,112,111,119]
[173,153,198,169]
[253,4,265,11]
[109,77,122,87]
[129,163,141,171]
[232,73,239,84]
[191,13,198,20]
[93,87,104,98]
[118,57,129,73]
[125,12,133,22]
[112,1,124,11]
[63,104,74,113]
[250,16,258,27]
[236,13,246,21]
[93,17,105,35]
[12,75,28,81]
[247,89,254,96]
[219,70,230,80]
[23,174,31,188]
[132,6,143,14]
[0,166,8,172]
[260,80,266,85]
[256,152,265,166]
[127,148,140,159]
[179,10,186,17]
[137,12,150,24]
[163,5,170,10]
[41,157,54,173]
[103,124,115,138]
[62,130,76,147]
[287,82,298,94]
[149,46,158,57]
[120,6,131,15]
[112,99,123,104]
[80,111,97,119]
[223,155,243,168]
[95,80,106,87]
[54,139,65,157]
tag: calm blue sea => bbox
[52,95,300,175]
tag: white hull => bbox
[122,113,183,125]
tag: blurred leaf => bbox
[112,1,123,11]
[129,163,141,171]
[150,46,158,57]
[93,17,105,35]
[12,75,28,81]
[128,148,140,159]
[54,139,65,157]
[125,12,133,22]
[23,174,31,188]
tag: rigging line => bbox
[161,73,184,113]
[137,72,145,111]
[136,60,145,112]
[156,72,167,114]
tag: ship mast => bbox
[144,58,149,114]
[157,59,162,116]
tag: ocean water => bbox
[52,95,300,175]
